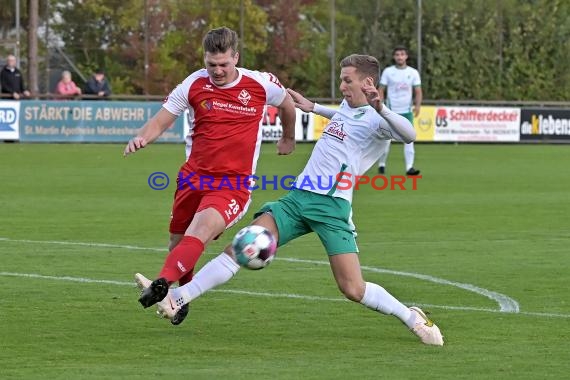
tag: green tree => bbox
[149,0,268,94]
[51,0,268,95]
[254,0,310,88]
[50,0,141,93]
[43,0,570,100]
[500,0,570,100]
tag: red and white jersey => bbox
[163,68,286,180]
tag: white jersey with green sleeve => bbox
[379,66,421,114]
[292,100,414,204]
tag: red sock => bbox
[159,236,204,283]
[178,270,194,286]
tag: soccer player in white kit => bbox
[377,46,423,175]
[139,54,444,346]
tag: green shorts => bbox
[254,188,358,255]
[399,111,414,124]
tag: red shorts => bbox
[169,186,252,235]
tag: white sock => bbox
[404,142,415,170]
[360,282,415,328]
[172,252,240,304]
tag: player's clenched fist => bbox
[276,136,295,155]
[124,136,148,156]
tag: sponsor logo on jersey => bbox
[395,82,411,91]
[200,100,213,111]
[211,99,256,115]
[323,121,347,141]
[202,84,214,92]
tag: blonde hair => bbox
[340,54,380,83]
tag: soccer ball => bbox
[232,225,277,270]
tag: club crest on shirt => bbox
[238,89,251,106]
[354,109,366,119]
[323,121,347,141]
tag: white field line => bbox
[0,237,167,253]
[0,271,567,319]
[0,237,519,314]
[281,257,519,313]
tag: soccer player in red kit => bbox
[124,26,296,324]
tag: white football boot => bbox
[409,307,444,346]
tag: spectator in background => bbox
[1,54,31,99]
[55,70,82,99]
[84,68,111,99]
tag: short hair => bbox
[340,54,380,83]
[392,45,408,55]
[202,27,239,55]
[61,70,71,77]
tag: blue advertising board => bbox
[0,101,20,140]
[18,101,184,142]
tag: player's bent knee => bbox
[338,282,365,302]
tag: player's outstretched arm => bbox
[287,88,337,119]
[286,88,314,112]
[276,92,296,155]
[378,107,416,143]
[123,108,177,156]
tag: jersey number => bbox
[224,199,240,220]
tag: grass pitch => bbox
[0,142,568,379]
